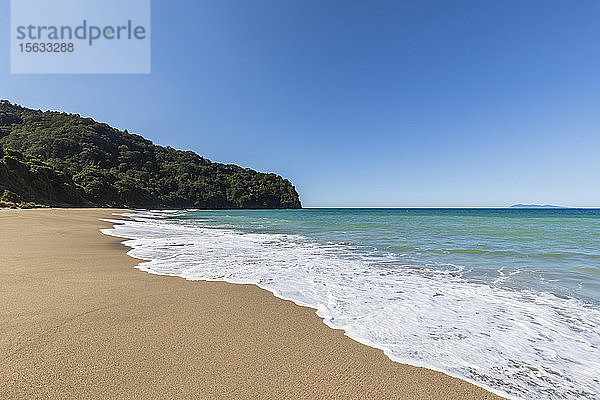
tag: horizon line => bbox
[301,206,600,209]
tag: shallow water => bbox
[103,208,600,399]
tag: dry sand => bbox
[0,208,504,399]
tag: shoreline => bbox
[0,208,503,399]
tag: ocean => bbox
[102,208,600,400]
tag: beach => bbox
[0,208,503,399]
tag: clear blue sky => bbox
[2,0,599,207]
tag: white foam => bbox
[102,212,600,400]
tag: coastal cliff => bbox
[0,100,301,209]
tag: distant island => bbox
[0,100,301,209]
[509,204,567,209]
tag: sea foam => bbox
[102,211,600,400]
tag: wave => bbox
[102,212,600,400]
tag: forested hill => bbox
[0,100,301,209]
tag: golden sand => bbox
[0,208,503,399]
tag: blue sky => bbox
[1,0,599,207]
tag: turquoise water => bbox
[181,208,600,304]
[105,208,600,399]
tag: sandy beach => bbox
[0,208,503,399]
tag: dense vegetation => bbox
[0,100,301,209]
